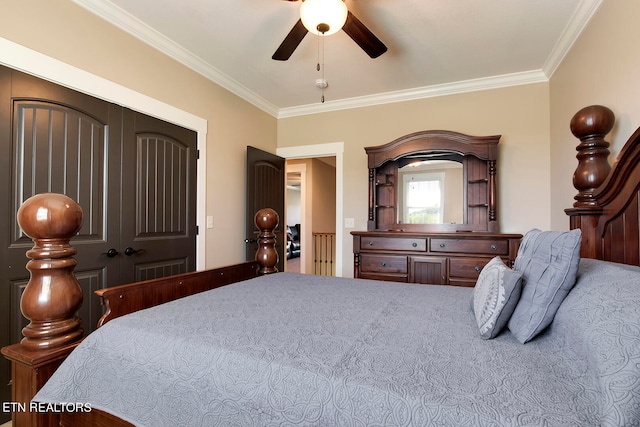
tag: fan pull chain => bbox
[317,30,321,72]
[316,32,326,103]
[321,34,325,103]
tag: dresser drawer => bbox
[360,254,408,274]
[449,257,493,279]
[360,237,427,252]
[430,238,508,255]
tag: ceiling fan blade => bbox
[272,19,308,61]
[342,11,387,58]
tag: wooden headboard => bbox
[566,105,640,266]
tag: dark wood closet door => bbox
[119,110,197,284]
[0,66,197,414]
[0,66,13,418]
[0,66,122,415]
[246,146,285,272]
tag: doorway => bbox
[278,143,344,276]
[285,170,303,273]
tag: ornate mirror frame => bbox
[365,130,500,233]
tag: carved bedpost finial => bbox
[570,105,615,207]
[17,193,84,350]
[254,208,279,274]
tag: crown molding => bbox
[543,0,603,77]
[278,70,548,118]
[73,0,598,120]
[71,0,280,117]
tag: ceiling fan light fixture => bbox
[300,0,348,36]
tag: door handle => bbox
[245,238,257,244]
[124,247,142,256]
[104,248,119,258]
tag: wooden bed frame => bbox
[565,105,640,264]
[1,205,280,427]
[2,105,639,426]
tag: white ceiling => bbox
[72,0,602,118]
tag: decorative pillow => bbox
[508,228,582,344]
[473,256,523,339]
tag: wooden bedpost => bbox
[1,193,84,426]
[17,193,84,349]
[565,105,614,259]
[254,208,279,274]
[568,105,615,208]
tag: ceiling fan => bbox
[272,0,387,61]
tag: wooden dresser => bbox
[353,130,522,286]
[352,231,521,286]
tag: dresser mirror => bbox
[397,158,463,225]
[365,130,500,233]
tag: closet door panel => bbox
[0,66,121,415]
[0,68,197,415]
[12,101,109,238]
[119,110,197,284]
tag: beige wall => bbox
[549,0,640,230]
[0,0,277,269]
[311,158,337,234]
[5,0,635,276]
[310,158,337,274]
[278,83,551,276]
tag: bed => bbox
[3,105,640,426]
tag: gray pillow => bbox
[508,229,582,343]
[473,256,523,339]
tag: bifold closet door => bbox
[1,66,122,346]
[0,65,196,413]
[0,65,122,416]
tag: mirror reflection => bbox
[397,160,463,225]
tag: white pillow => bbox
[473,256,523,339]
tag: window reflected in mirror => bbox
[398,160,463,225]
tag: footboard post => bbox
[255,208,279,274]
[1,193,84,427]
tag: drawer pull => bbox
[412,242,417,247]
[368,241,374,246]
[439,243,446,248]
[475,266,481,272]
[491,244,497,250]
[381,262,387,267]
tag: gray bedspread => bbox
[34,259,640,426]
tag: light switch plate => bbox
[206,216,214,229]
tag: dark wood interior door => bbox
[119,110,197,284]
[246,146,285,271]
[0,66,196,416]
